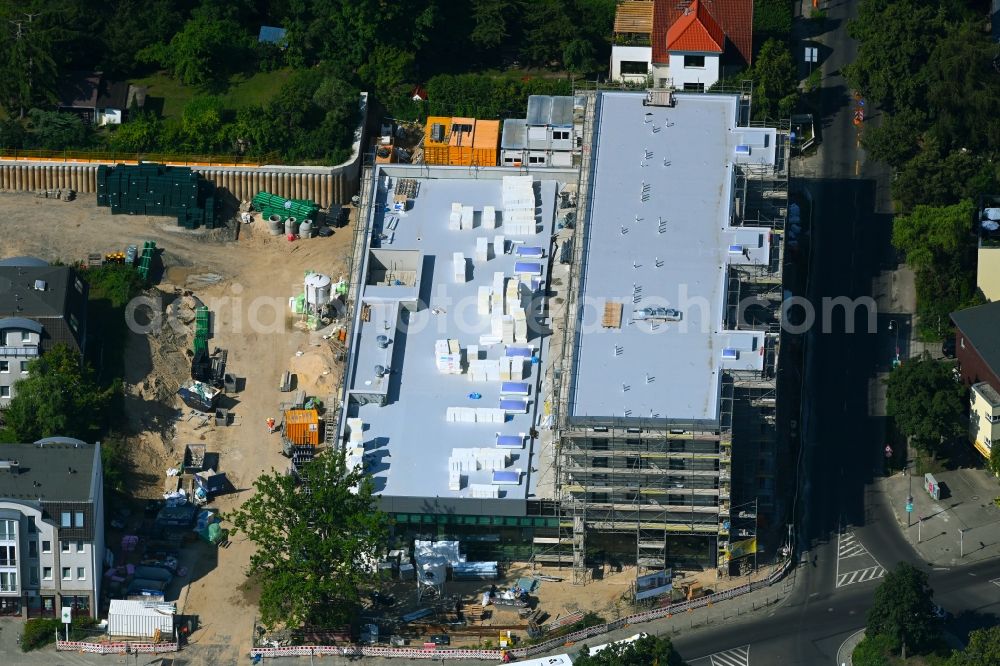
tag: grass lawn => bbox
[131,68,293,119]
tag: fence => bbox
[55,640,179,654]
[249,557,794,660]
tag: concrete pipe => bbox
[1,166,9,190]
[14,165,24,190]
[28,166,38,191]
[249,171,259,199]
[279,172,289,199]
[57,166,67,190]
[42,165,50,190]
[264,171,274,195]
[324,175,333,208]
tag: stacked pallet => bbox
[251,191,319,223]
[96,163,218,229]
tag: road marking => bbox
[837,565,886,588]
[854,160,860,176]
[990,577,1000,588]
[709,645,750,666]
[838,532,870,559]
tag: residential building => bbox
[0,261,89,407]
[610,0,754,90]
[57,72,131,126]
[344,88,788,582]
[0,438,104,618]
[951,301,1000,460]
[975,195,1000,301]
[500,95,586,168]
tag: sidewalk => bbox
[879,469,1000,566]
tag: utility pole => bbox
[9,12,41,119]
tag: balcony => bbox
[0,346,39,358]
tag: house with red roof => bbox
[610,0,753,91]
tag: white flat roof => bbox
[343,169,562,503]
[569,92,774,423]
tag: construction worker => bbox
[266,417,276,433]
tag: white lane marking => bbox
[709,645,751,666]
[837,565,886,588]
[990,577,1000,588]
[838,532,870,559]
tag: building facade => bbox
[0,262,88,407]
[969,382,1000,460]
[500,96,585,168]
[609,0,753,91]
[0,438,104,618]
[952,301,1000,461]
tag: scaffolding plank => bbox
[602,300,623,328]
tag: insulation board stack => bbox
[435,339,463,374]
[449,202,462,230]
[501,175,537,235]
[482,205,497,229]
[475,237,490,262]
[453,252,466,282]
[461,205,474,230]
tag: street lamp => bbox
[889,319,900,367]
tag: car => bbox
[932,604,950,620]
[429,634,450,646]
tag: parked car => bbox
[429,634,450,646]
[932,604,951,620]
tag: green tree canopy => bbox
[947,626,1000,666]
[228,450,388,628]
[26,109,90,150]
[749,39,798,121]
[885,353,965,455]
[575,634,688,666]
[892,199,974,273]
[139,6,250,87]
[4,344,115,443]
[867,564,939,656]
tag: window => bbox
[620,60,648,75]
[0,545,14,566]
[28,541,37,558]
[60,513,71,528]
[76,540,84,553]
[684,55,705,68]
[74,277,83,294]
[0,519,14,540]
[683,82,705,92]
[69,314,79,334]
[552,130,570,141]
[0,387,8,398]
[504,157,515,164]
[75,512,84,528]
[0,361,7,372]
[29,568,38,586]
[41,540,51,554]
[528,155,546,164]
[26,521,35,534]
[76,567,85,581]
[42,567,52,581]
[20,361,28,373]
[61,541,71,553]
[591,456,609,468]
[61,567,71,580]
[0,571,17,592]
[21,331,31,342]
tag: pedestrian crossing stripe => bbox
[837,565,886,588]
[708,645,750,666]
[991,577,1000,588]
[838,533,871,560]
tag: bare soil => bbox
[1,192,356,662]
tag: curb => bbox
[835,628,865,665]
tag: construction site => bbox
[339,86,791,610]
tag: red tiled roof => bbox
[666,1,724,53]
[651,0,753,67]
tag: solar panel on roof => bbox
[496,434,524,449]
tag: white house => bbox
[609,0,754,91]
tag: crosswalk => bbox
[709,645,750,666]
[836,531,886,588]
[837,565,886,587]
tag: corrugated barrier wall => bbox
[0,161,362,209]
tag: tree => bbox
[575,634,688,666]
[866,563,939,656]
[885,353,966,456]
[749,39,798,121]
[100,0,183,75]
[563,38,599,75]
[861,107,927,168]
[138,6,250,87]
[892,199,975,273]
[852,631,894,666]
[228,450,388,628]
[844,0,955,113]
[108,112,162,153]
[947,626,1000,666]
[4,344,115,443]
[991,441,1000,479]
[180,96,225,153]
[26,109,90,150]
[470,0,517,50]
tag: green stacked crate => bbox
[193,306,209,354]
[137,240,156,282]
[95,163,217,229]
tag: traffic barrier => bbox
[56,640,179,654]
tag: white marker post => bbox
[61,606,72,642]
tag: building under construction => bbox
[344,87,788,585]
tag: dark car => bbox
[429,634,450,646]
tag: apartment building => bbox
[952,301,1000,461]
[0,438,104,618]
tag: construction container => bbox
[423,116,452,165]
[449,117,475,165]
[108,600,175,639]
[283,409,320,446]
[472,119,500,167]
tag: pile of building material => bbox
[252,191,319,225]
[96,163,218,229]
